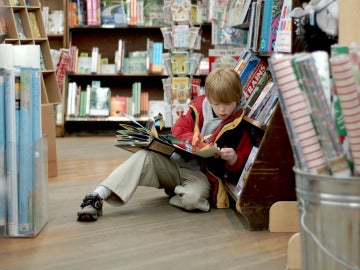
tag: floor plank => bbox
[0,137,293,270]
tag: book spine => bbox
[268,0,283,52]
[248,81,274,118]
[259,0,274,52]
[239,54,261,85]
[91,47,99,74]
[246,70,271,109]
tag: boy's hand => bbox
[219,147,237,166]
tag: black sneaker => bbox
[77,192,103,222]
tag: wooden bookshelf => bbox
[224,103,296,230]
[2,0,61,105]
[39,0,67,49]
[1,0,62,177]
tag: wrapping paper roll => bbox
[270,55,328,174]
[330,54,360,176]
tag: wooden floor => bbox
[0,137,294,270]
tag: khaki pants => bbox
[101,150,211,212]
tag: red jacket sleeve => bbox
[172,109,196,143]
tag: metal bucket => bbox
[294,168,360,270]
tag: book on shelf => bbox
[245,69,271,109]
[238,54,267,90]
[110,95,129,117]
[140,91,149,117]
[77,55,92,74]
[131,81,141,117]
[114,114,220,159]
[89,86,111,116]
[246,1,257,49]
[235,145,258,197]
[268,0,283,52]
[247,80,275,119]
[87,0,101,26]
[259,0,284,52]
[55,49,71,89]
[68,46,78,73]
[274,0,292,53]
[259,0,273,52]
[209,48,243,72]
[68,0,78,27]
[101,1,127,26]
[242,59,269,101]
[14,13,26,39]
[76,0,87,26]
[252,85,278,125]
[224,0,252,27]
[28,12,41,39]
[151,42,163,73]
[252,0,265,52]
[91,47,100,74]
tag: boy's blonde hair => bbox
[205,68,243,103]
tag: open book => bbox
[114,113,220,158]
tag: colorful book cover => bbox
[243,60,268,100]
[110,95,128,116]
[239,54,261,86]
[259,0,274,52]
[268,0,283,51]
[246,70,271,109]
[151,42,163,73]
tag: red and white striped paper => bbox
[271,55,328,174]
[330,54,360,176]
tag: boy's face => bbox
[209,101,237,120]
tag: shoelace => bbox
[80,195,102,210]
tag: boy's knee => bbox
[182,193,210,212]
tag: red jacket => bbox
[172,95,252,208]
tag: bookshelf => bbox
[217,0,301,230]
[1,0,61,104]
[224,104,296,230]
[64,0,212,135]
[39,0,67,49]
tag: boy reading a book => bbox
[77,68,253,221]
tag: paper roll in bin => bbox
[294,168,360,270]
